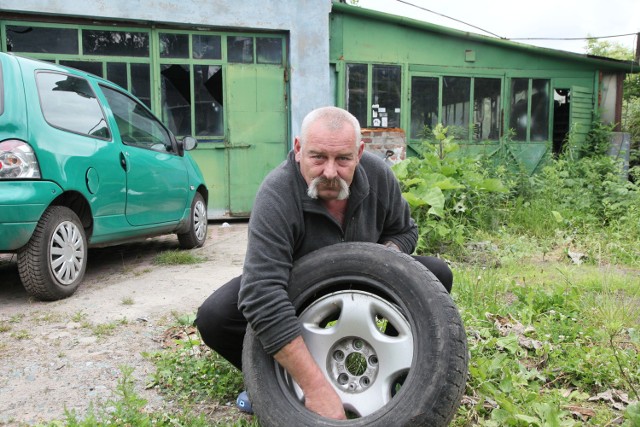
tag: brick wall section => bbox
[361,127,406,166]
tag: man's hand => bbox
[274,336,346,420]
[383,241,400,251]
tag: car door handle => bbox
[120,152,128,171]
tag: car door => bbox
[99,84,189,226]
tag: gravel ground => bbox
[0,221,248,426]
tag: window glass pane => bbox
[36,72,110,139]
[161,64,192,136]
[346,63,368,127]
[194,65,224,136]
[256,37,282,64]
[160,33,189,58]
[473,78,501,141]
[106,62,127,89]
[82,30,149,57]
[510,78,529,141]
[442,76,470,140]
[7,26,78,54]
[59,60,103,77]
[193,34,221,60]
[410,76,439,139]
[101,85,172,151]
[531,79,550,141]
[131,63,151,108]
[227,36,253,63]
[372,65,401,128]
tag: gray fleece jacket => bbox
[237,150,418,355]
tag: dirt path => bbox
[0,221,248,426]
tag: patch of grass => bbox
[9,313,25,323]
[452,262,640,426]
[70,310,88,323]
[121,296,135,305]
[0,322,10,333]
[89,318,128,338]
[146,321,244,404]
[44,365,211,427]
[11,329,31,340]
[153,250,206,266]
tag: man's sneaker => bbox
[236,390,253,414]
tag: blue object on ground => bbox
[236,390,253,414]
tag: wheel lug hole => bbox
[333,350,345,361]
[369,355,378,366]
[353,339,364,350]
[338,373,349,385]
[360,376,371,387]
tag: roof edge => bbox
[331,2,639,73]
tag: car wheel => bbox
[178,192,207,249]
[242,242,468,427]
[17,206,87,301]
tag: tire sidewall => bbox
[178,192,207,249]
[243,242,468,427]
[19,206,87,300]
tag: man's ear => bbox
[294,137,302,161]
[356,141,365,160]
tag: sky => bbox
[356,0,640,56]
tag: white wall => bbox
[2,0,334,144]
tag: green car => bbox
[0,52,208,301]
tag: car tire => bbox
[17,206,88,301]
[178,192,207,249]
[242,242,468,427]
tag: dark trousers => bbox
[195,255,452,370]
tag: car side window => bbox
[36,72,110,139]
[100,84,173,152]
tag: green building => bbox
[330,3,638,174]
[1,1,637,217]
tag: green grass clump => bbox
[153,250,207,265]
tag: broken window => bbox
[442,76,471,140]
[194,65,224,136]
[473,78,501,141]
[161,64,192,136]
[410,76,438,139]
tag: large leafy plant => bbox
[392,124,509,255]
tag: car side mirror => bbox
[182,136,198,151]
[177,136,197,156]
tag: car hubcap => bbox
[193,199,207,241]
[284,290,413,417]
[49,221,85,285]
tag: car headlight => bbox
[0,140,42,179]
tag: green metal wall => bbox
[330,5,630,174]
